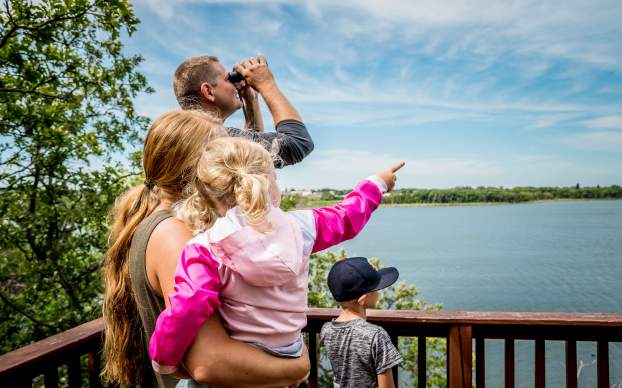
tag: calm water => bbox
[335,200,622,387]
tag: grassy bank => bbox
[285,198,622,210]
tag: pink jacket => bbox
[149,178,385,373]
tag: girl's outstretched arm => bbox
[288,162,405,255]
[310,177,385,253]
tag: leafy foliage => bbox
[279,194,301,212]
[307,249,446,386]
[0,0,151,353]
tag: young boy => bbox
[320,257,403,388]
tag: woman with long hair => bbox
[102,110,310,387]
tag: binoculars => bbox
[227,70,244,83]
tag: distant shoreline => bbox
[295,198,622,209]
[283,186,622,211]
[381,198,622,207]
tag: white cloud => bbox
[323,0,622,72]
[278,148,622,189]
[135,0,622,72]
[279,65,616,118]
[526,113,584,130]
[276,149,504,189]
[562,131,622,150]
[514,154,560,164]
[136,0,302,20]
[133,0,178,19]
[584,116,622,130]
[284,63,618,133]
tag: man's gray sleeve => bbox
[226,119,314,168]
[372,328,403,374]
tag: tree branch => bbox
[26,145,43,261]
[49,259,83,311]
[0,290,55,330]
[0,87,60,98]
[0,2,94,49]
[72,261,102,282]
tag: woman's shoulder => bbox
[150,214,194,252]
[145,212,195,297]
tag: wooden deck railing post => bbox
[418,336,427,388]
[43,366,58,388]
[565,341,577,388]
[535,339,545,388]
[308,332,318,388]
[15,375,31,388]
[87,351,102,388]
[597,341,609,388]
[448,324,472,388]
[67,357,82,388]
[389,333,399,387]
[505,339,515,388]
[475,337,485,388]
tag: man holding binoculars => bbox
[172,55,313,167]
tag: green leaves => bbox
[0,0,149,353]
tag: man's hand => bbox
[234,80,255,100]
[234,55,302,124]
[234,55,275,93]
[235,81,264,131]
[375,162,405,192]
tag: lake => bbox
[334,200,622,387]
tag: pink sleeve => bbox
[148,243,221,371]
[311,179,382,253]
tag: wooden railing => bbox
[306,309,622,387]
[0,319,103,387]
[1,309,622,387]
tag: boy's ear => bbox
[356,294,367,306]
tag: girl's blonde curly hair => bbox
[176,136,275,234]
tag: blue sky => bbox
[123,0,622,189]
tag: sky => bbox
[123,0,622,189]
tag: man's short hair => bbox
[173,55,221,110]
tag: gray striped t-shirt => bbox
[320,319,402,388]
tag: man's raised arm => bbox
[229,55,313,167]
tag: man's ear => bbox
[200,82,216,102]
[357,294,367,306]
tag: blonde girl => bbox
[148,136,404,374]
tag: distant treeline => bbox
[283,185,622,208]
[381,185,622,204]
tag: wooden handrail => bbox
[307,308,622,326]
[0,318,103,379]
[2,310,622,387]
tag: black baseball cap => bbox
[327,257,399,302]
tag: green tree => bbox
[0,0,151,353]
[307,250,446,386]
[280,194,301,211]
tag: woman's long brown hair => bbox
[101,110,222,386]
